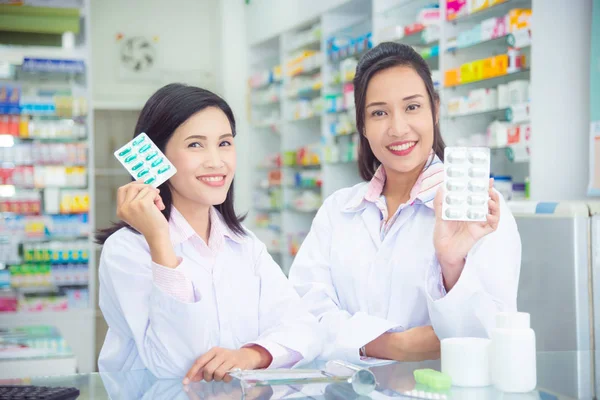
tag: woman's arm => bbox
[100,181,225,377]
[245,237,323,367]
[365,326,440,361]
[426,194,521,338]
[289,198,400,363]
[99,233,219,378]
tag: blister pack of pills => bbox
[443,147,490,222]
[113,132,177,188]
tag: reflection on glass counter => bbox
[15,352,594,400]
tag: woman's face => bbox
[165,107,236,208]
[363,65,435,175]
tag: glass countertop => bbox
[21,351,595,399]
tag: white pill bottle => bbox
[491,312,537,393]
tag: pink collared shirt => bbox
[362,152,444,240]
[152,207,235,303]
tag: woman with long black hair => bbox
[289,42,521,363]
[96,83,321,382]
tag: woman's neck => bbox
[382,162,425,217]
[172,197,211,244]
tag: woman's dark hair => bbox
[95,83,245,245]
[353,42,445,181]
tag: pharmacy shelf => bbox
[252,122,282,131]
[249,81,283,91]
[289,66,322,78]
[94,168,130,177]
[447,108,511,120]
[286,185,322,190]
[289,39,321,53]
[439,0,532,188]
[287,88,322,99]
[446,103,530,123]
[325,159,358,165]
[450,0,531,25]
[248,0,534,273]
[393,31,438,47]
[17,235,89,243]
[255,208,283,213]
[446,33,523,54]
[0,0,97,375]
[287,207,319,214]
[93,100,144,111]
[445,69,530,89]
[0,308,95,323]
[284,164,322,170]
[252,100,281,107]
[287,114,322,123]
[0,45,88,65]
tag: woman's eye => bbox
[371,110,386,117]
[407,104,421,112]
[188,142,202,148]
[220,141,232,147]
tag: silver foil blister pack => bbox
[443,147,490,222]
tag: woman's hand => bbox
[365,326,440,362]
[117,181,178,268]
[433,178,500,291]
[117,181,167,242]
[183,346,273,384]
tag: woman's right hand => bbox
[116,181,168,242]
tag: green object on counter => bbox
[413,368,452,391]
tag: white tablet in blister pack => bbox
[443,147,490,222]
[113,132,177,188]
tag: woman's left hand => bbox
[433,178,500,291]
[183,346,272,384]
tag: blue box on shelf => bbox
[22,58,85,75]
[0,84,21,115]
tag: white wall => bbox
[91,0,220,108]
[245,0,351,45]
[530,0,592,200]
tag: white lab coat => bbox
[98,218,322,378]
[289,182,521,363]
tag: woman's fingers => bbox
[184,349,217,384]
[203,355,226,382]
[486,212,500,231]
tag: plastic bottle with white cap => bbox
[491,312,537,393]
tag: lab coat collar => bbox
[342,151,443,213]
[168,206,245,247]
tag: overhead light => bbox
[0,135,15,148]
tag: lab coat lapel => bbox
[360,204,382,249]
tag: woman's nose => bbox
[390,112,410,136]
[204,149,225,169]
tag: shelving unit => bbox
[0,0,96,373]
[439,0,532,188]
[248,36,284,266]
[248,0,534,271]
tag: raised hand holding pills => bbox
[443,147,491,222]
[114,132,177,187]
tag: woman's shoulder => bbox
[322,181,369,209]
[101,227,148,255]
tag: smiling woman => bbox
[94,83,322,382]
[289,43,521,364]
